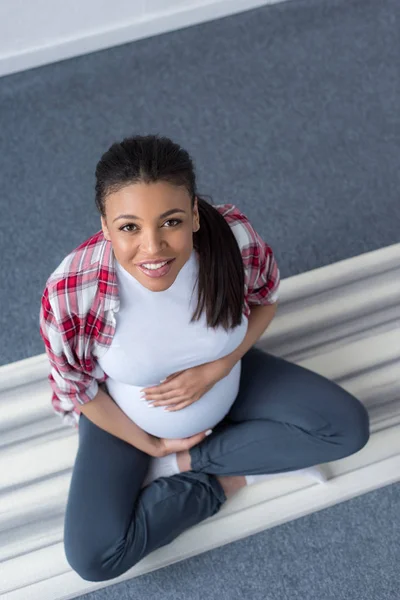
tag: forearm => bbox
[222,302,278,371]
[79,385,159,456]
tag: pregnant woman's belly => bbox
[104,360,242,439]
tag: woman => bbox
[39,134,370,583]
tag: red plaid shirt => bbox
[39,204,280,428]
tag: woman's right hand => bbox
[151,429,212,457]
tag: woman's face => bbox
[101,181,200,292]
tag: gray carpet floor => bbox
[0,0,399,597]
[0,0,399,367]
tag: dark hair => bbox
[94,134,244,330]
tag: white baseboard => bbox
[1,243,399,600]
[0,0,287,78]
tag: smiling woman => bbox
[39,133,369,583]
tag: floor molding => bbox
[0,0,286,78]
[1,243,399,600]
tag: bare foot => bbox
[216,475,246,498]
[176,451,246,498]
[176,449,191,472]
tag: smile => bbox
[137,259,175,278]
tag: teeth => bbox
[141,261,168,270]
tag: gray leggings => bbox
[64,348,370,582]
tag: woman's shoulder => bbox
[43,229,109,316]
[213,203,264,251]
[213,203,242,220]
[45,230,106,285]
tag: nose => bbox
[141,228,166,254]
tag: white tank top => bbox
[97,249,248,439]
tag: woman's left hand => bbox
[140,358,232,411]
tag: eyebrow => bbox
[113,208,186,223]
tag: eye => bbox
[119,223,137,232]
[119,219,182,232]
[164,219,182,227]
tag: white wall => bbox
[0,0,146,58]
[0,0,284,77]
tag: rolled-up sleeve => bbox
[246,229,280,306]
[39,290,99,416]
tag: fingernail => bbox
[160,378,167,383]
[148,403,155,408]
[205,429,213,436]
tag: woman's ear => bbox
[193,197,200,232]
[101,216,111,241]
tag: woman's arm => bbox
[80,385,159,454]
[80,386,211,457]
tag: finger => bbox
[163,371,184,381]
[149,399,181,408]
[152,400,183,408]
[144,390,183,402]
[163,401,191,411]
[184,430,212,449]
[142,380,183,397]
[142,371,184,393]
[162,429,212,454]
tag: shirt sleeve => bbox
[39,288,99,414]
[245,224,281,306]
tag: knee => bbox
[64,538,141,582]
[64,545,108,582]
[340,396,370,457]
[65,554,107,582]
[65,554,104,582]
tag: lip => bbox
[137,258,175,279]
[136,258,175,266]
